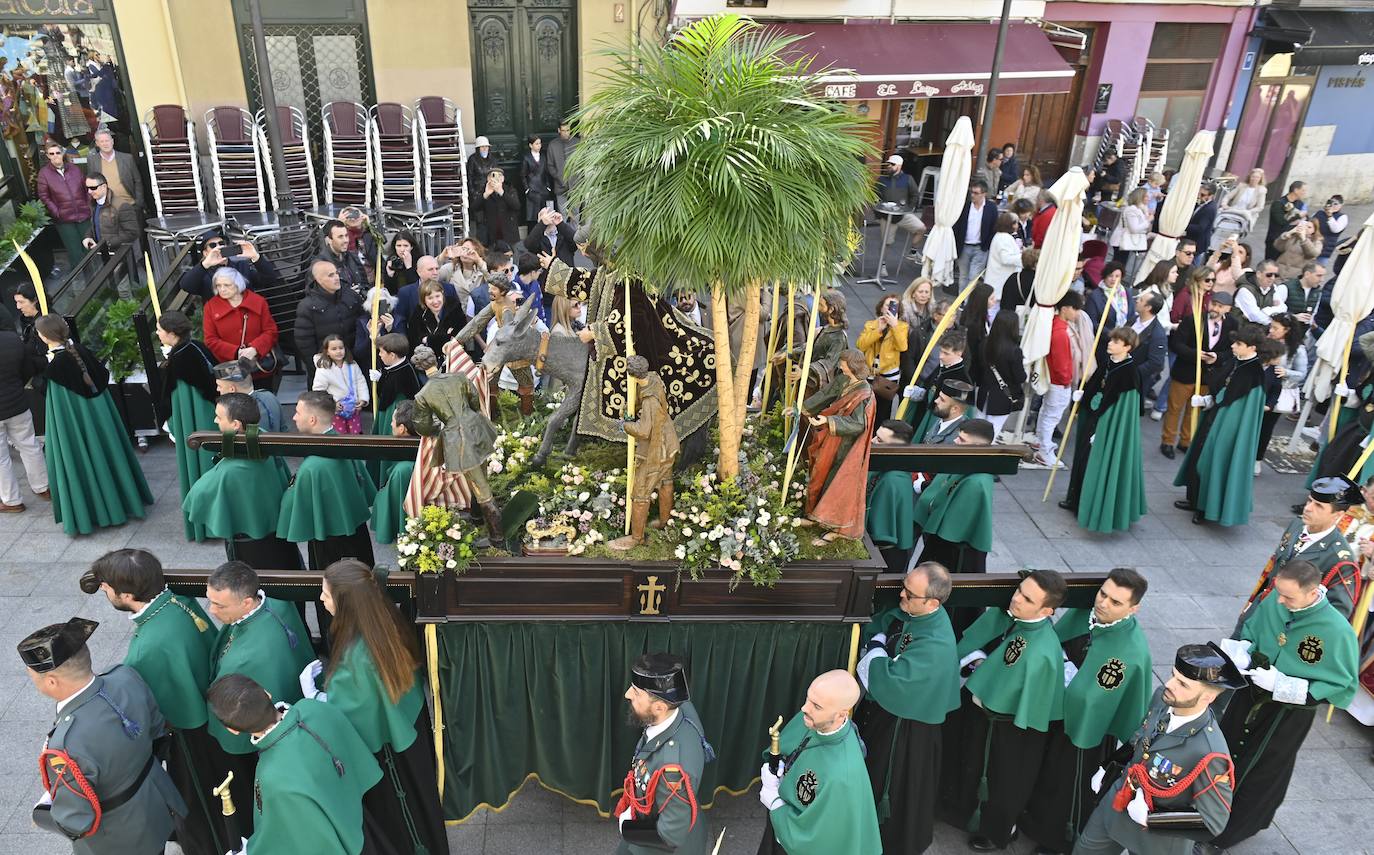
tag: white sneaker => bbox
[1300,426,1320,440]
[1150,410,1162,422]
[1254,461,1263,476]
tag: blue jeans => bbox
[1152,352,1176,412]
[957,245,988,289]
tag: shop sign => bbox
[0,0,97,16]
[1359,53,1374,66]
[1093,83,1112,113]
[1327,74,1366,88]
[820,74,1061,100]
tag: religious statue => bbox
[609,355,680,551]
[799,349,876,545]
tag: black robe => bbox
[168,722,236,855]
[1177,357,1264,508]
[159,339,220,422]
[362,708,450,855]
[1312,368,1374,481]
[1211,684,1319,848]
[376,361,424,411]
[1064,354,1139,510]
[941,691,1049,848]
[406,298,469,358]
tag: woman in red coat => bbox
[202,266,279,386]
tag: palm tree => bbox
[568,13,874,480]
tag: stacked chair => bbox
[141,105,206,217]
[205,106,267,217]
[415,96,469,233]
[369,102,421,207]
[257,105,319,211]
[323,100,372,207]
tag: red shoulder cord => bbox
[39,748,102,837]
[613,763,699,830]
[1112,751,1234,814]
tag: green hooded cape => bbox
[1077,388,1147,533]
[1240,593,1359,706]
[862,606,961,723]
[320,639,424,753]
[209,597,315,754]
[1054,608,1153,748]
[865,471,917,550]
[45,383,154,536]
[277,441,378,543]
[183,456,291,540]
[127,589,216,730]
[169,382,218,541]
[912,473,994,552]
[763,712,882,855]
[1174,360,1266,526]
[962,610,1064,732]
[370,459,415,545]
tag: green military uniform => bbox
[947,609,1064,848]
[370,459,415,544]
[1214,591,1359,847]
[1022,609,1153,853]
[616,701,712,855]
[209,597,315,755]
[127,588,226,855]
[758,711,882,855]
[1241,516,1359,626]
[913,471,994,575]
[249,699,383,855]
[857,605,960,853]
[21,617,188,855]
[1075,686,1235,855]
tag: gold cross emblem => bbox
[638,575,665,616]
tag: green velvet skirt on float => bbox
[44,383,154,536]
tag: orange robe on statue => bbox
[804,379,876,538]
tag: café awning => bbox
[1260,9,1374,68]
[771,21,1076,101]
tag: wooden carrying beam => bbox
[867,444,1033,475]
[187,430,420,462]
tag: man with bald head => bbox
[855,562,960,854]
[295,258,365,386]
[392,254,462,340]
[757,670,881,854]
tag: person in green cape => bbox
[278,390,377,643]
[1073,644,1241,855]
[1212,559,1359,850]
[615,653,714,855]
[208,673,382,855]
[1059,327,1148,532]
[901,327,971,439]
[913,418,995,588]
[1173,323,1268,525]
[757,670,881,855]
[1021,569,1153,854]
[299,560,449,855]
[205,560,315,837]
[156,310,221,542]
[35,314,153,535]
[81,549,228,855]
[945,569,1066,852]
[183,393,303,571]
[372,400,418,544]
[1238,476,1362,628]
[855,562,960,854]
[866,419,918,574]
[367,333,423,487]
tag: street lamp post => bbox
[977,0,1015,168]
[248,0,298,224]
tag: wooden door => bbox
[1018,30,1093,182]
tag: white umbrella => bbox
[1307,212,1374,403]
[1020,167,1089,395]
[921,116,975,289]
[1131,130,1216,286]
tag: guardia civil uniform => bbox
[1074,646,1242,855]
[615,654,713,854]
[1022,608,1153,853]
[21,618,187,855]
[1212,588,1358,848]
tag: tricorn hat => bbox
[939,379,975,404]
[213,359,252,383]
[1175,642,1246,690]
[630,652,690,705]
[18,618,97,673]
[1310,475,1363,509]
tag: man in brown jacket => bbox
[610,355,679,550]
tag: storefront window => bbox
[1137,23,1226,169]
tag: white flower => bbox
[578,491,590,502]
[674,545,687,559]
[792,518,803,527]
[682,528,693,538]
[489,460,504,474]
[446,560,457,568]
[756,497,767,507]
[736,517,750,529]
[758,512,771,526]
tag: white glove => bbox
[299,659,324,699]
[617,807,632,831]
[1247,666,1278,692]
[1362,435,1371,449]
[369,369,382,382]
[903,385,926,401]
[869,632,888,647]
[1062,659,1079,688]
[229,838,249,855]
[759,763,783,810]
[1090,766,1106,794]
[1127,787,1149,826]
[1204,395,1215,408]
[1071,389,1084,403]
[857,647,887,689]
[1336,383,1354,398]
[1189,394,1206,408]
[34,789,52,809]
[1217,638,1253,672]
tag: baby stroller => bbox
[1211,207,1252,251]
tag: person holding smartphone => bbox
[1313,195,1348,267]
[175,229,278,299]
[857,296,910,418]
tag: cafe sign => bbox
[820,73,1065,100]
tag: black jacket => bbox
[406,296,469,357]
[0,331,37,419]
[953,199,999,252]
[522,221,577,268]
[376,360,424,410]
[45,345,110,398]
[158,339,219,420]
[175,255,279,300]
[1135,317,1169,395]
[294,283,366,360]
[520,151,551,210]
[979,343,1027,417]
[1169,314,1236,387]
[473,187,521,248]
[316,247,369,299]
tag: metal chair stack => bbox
[206,106,267,216]
[369,102,420,207]
[323,100,372,207]
[415,96,469,232]
[257,105,319,211]
[141,105,205,217]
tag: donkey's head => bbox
[481,301,539,376]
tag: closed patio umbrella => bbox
[1306,212,1374,426]
[921,116,975,289]
[1020,167,1089,395]
[1130,130,1215,286]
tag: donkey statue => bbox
[481,302,589,467]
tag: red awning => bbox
[770,21,1075,100]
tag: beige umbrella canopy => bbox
[1130,130,1216,286]
[921,116,975,289]
[1020,167,1089,395]
[1307,212,1374,402]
